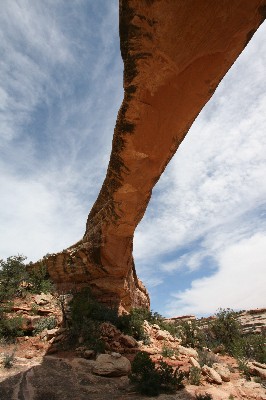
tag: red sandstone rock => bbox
[30,0,266,310]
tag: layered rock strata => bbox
[32,0,266,310]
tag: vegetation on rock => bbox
[130,351,185,396]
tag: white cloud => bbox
[134,23,266,263]
[166,233,266,316]
[0,2,265,316]
[0,1,123,261]
[134,23,266,314]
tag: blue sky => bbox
[1,1,265,317]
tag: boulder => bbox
[155,329,173,341]
[178,345,198,359]
[92,353,131,377]
[248,362,266,380]
[212,362,231,382]
[34,293,53,306]
[202,365,223,384]
[46,328,58,340]
[119,334,137,348]
[189,356,201,369]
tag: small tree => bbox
[210,308,242,354]
[0,255,27,301]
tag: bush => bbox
[117,308,149,340]
[237,358,251,380]
[69,288,119,352]
[117,308,178,341]
[209,308,242,354]
[0,255,54,302]
[130,351,184,396]
[2,349,16,369]
[175,320,205,348]
[0,314,23,342]
[33,316,57,334]
[189,366,201,385]
[27,263,54,294]
[161,345,175,358]
[0,255,27,301]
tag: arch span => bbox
[35,0,266,311]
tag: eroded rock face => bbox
[31,0,266,310]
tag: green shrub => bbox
[27,263,54,294]
[33,316,57,334]
[2,348,16,369]
[175,320,205,348]
[117,308,178,341]
[69,288,119,352]
[0,255,27,301]
[117,308,152,341]
[161,345,175,358]
[210,308,242,354]
[130,351,184,396]
[237,358,251,380]
[0,256,54,302]
[0,314,23,341]
[189,366,201,385]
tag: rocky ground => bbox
[0,293,265,400]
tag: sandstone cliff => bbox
[32,0,266,310]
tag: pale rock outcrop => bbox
[29,0,266,310]
[119,334,137,348]
[178,345,198,359]
[93,353,131,377]
[155,329,174,341]
[189,356,201,369]
[34,293,53,306]
[238,308,266,335]
[212,362,231,382]
[202,365,223,384]
[248,361,266,380]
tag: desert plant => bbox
[0,314,23,342]
[130,351,184,396]
[0,255,27,301]
[69,288,119,352]
[161,345,175,358]
[27,263,54,294]
[175,320,205,348]
[2,348,16,369]
[210,308,242,354]
[237,357,251,380]
[117,308,178,341]
[33,316,57,334]
[195,394,213,400]
[189,366,201,385]
[0,256,54,302]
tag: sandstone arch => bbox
[35,0,266,311]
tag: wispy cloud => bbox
[166,233,266,316]
[0,2,265,316]
[134,23,266,315]
[0,0,123,261]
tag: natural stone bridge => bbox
[33,0,266,311]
